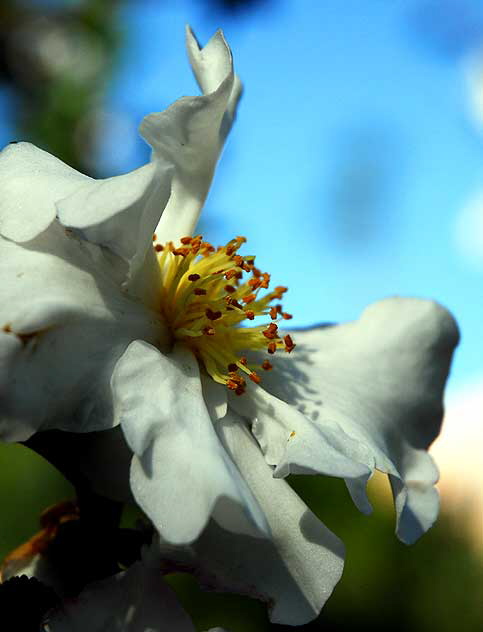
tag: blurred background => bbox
[0,0,481,629]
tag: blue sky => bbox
[3,0,483,392]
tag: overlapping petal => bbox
[0,142,90,243]
[57,161,172,290]
[233,297,459,544]
[156,410,345,626]
[0,229,165,441]
[111,341,269,545]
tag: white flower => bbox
[0,27,459,625]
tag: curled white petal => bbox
[234,297,459,544]
[141,27,242,243]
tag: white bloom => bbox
[0,27,459,625]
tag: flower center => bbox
[154,234,296,395]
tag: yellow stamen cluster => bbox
[154,234,295,395]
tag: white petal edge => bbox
[0,142,90,242]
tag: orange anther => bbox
[284,334,296,352]
[225,270,236,280]
[233,255,244,266]
[249,372,261,384]
[282,312,292,320]
[262,360,273,371]
[188,274,201,282]
[248,278,261,289]
[245,310,255,320]
[227,379,239,391]
[155,244,164,252]
[240,356,248,366]
[152,234,157,241]
[227,373,246,387]
[194,288,207,295]
[252,267,262,278]
[260,273,271,289]
[267,341,277,354]
[263,323,278,339]
[173,247,190,256]
[202,326,216,336]
[269,306,278,319]
[236,236,247,243]
[226,246,235,256]
[180,236,192,244]
[243,293,256,304]
[224,285,236,293]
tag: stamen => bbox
[284,334,296,353]
[263,323,278,339]
[249,372,261,384]
[155,235,295,394]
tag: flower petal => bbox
[141,28,241,243]
[156,410,345,626]
[0,231,164,441]
[234,298,459,544]
[0,142,90,242]
[229,384,373,481]
[56,161,173,289]
[111,341,269,545]
[46,561,196,632]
